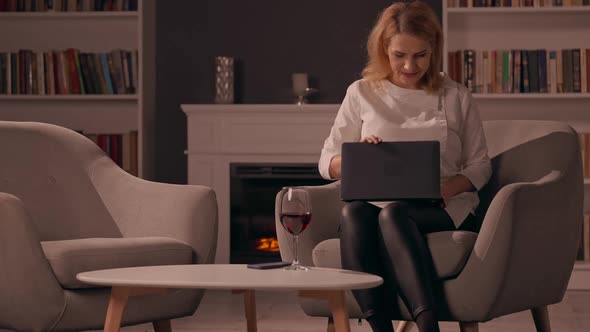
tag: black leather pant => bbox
[339,200,476,321]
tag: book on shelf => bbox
[448,48,589,94]
[0,48,137,95]
[514,50,522,92]
[573,49,582,92]
[578,133,590,178]
[564,49,573,92]
[464,50,475,92]
[583,49,589,91]
[528,51,539,93]
[538,50,548,93]
[579,134,590,264]
[549,51,557,93]
[504,51,514,93]
[556,51,564,92]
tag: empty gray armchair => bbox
[0,121,218,332]
[275,120,583,331]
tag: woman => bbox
[318,1,492,332]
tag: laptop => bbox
[340,140,441,203]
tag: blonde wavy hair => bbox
[362,0,443,93]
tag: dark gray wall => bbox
[155,0,441,184]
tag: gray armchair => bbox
[0,121,218,331]
[275,120,583,332]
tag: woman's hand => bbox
[328,135,383,179]
[360,135,382,144]
[440,175,475,206]
[328,154,342,179]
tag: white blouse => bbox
[318,75,492,228]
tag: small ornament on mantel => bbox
[292,73,318,106]
[215,56,234,104]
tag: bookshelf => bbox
[443,0,590,290]
[0,1,155,179]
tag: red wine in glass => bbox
[280,187,311,270]
[280,212,312,236]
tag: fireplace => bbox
[183,104,339,263]
[229,163,332,264]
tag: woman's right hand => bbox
[329,135,383,179]
[360,135,382,144]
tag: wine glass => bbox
[280,187,312,271]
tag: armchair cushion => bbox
[42,237,194,289]
[313,231,477,280]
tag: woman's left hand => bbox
[440,175,476,206]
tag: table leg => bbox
[299,290,351,332]
[103,287,169,332]
[243,290,257,332]
[104,287,130,332]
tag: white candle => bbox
[292,73,308,96]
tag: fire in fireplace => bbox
[229,163,332,264]
[255,237,280,252]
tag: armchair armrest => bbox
[275,181,344,266]
[0,193,65,331]
[91,163,218,265]
[444,170,584,320]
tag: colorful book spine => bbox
[538,49,548,93]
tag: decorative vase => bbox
[214,56,235,104]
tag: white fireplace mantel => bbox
[181,104,339,263]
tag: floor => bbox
[116,290,590,332]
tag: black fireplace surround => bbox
[230,163,332,264]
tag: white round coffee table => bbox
[77,264,382,332]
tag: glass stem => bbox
[293,235,299,265]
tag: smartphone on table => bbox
[246,261,291,270]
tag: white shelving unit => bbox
[0,1,155,179]
[443,1,590,290]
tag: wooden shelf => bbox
[0,11,138,19]
[0,94,138,101]
[448,6,590,14]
